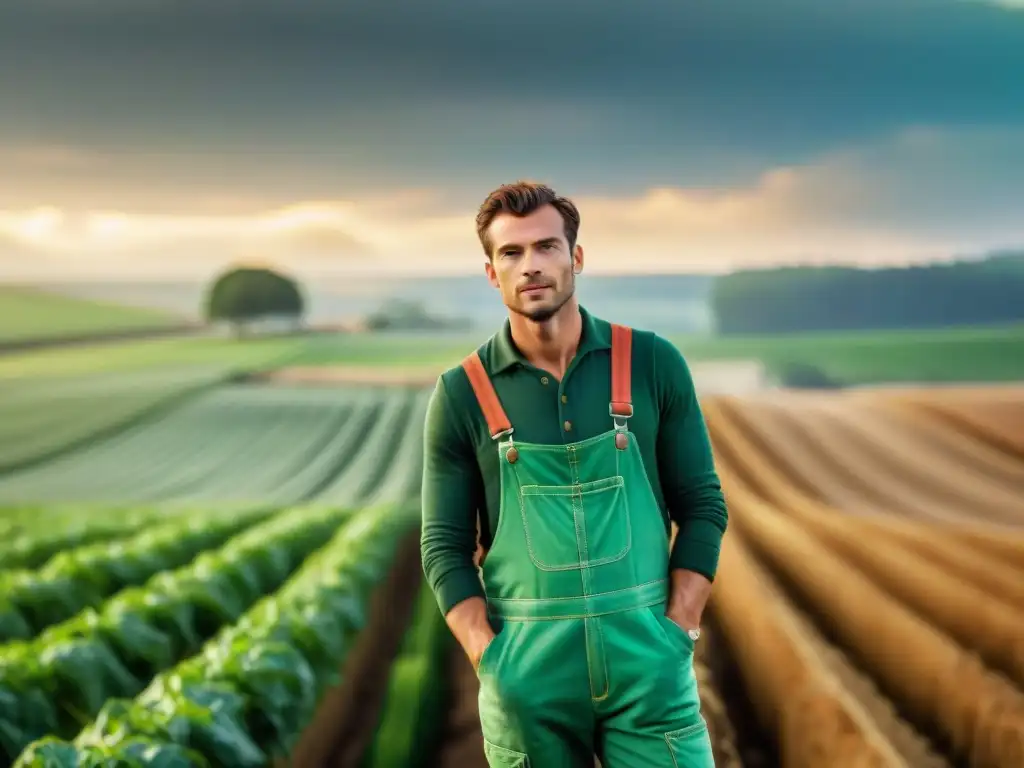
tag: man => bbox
[420,181,727,767]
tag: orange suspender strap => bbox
[461,352,513,439]
[610,323,633,418]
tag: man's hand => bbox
[666,568,712,632]
[445,596,496,669]
[467,630,496,670]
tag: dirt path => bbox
[432,644,489,768]
[253,365,443,388]
[284,529,425,768]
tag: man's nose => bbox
[520,250,542,274]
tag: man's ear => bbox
[572,244,584,274]
[484,259,500,288]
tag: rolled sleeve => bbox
[653,336,729,581]
[420,374,487,615]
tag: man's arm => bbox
[420,375,495,667]
[652,335,729,631]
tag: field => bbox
[0,287,186,345]
[0,322,1023,766]
[4,311,1024,386]
[673,323,1024,385]
[264,323,1024,385]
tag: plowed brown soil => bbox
[704,385,1024,768]
[878,385,1024,459]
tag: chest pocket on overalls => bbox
[518,475,632,571]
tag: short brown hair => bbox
[475,181,581,258]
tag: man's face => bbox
[483,204,583,323]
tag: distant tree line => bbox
[710,252,1024,335]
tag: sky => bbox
[1,0,1023,280]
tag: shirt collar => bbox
[488,304,611,375]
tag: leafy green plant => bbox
[0,506,275,643]
[0,505,167,571]
[12,502,415,766]
[0,503,355,762]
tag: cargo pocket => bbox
[664,718,714,767]
[483,739,530,766]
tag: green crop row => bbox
[0,385,409,508]
[0,504,175,570]
[14,501,417,767]
[0,366,226,475]
[0,502,356,762]
[357,389,430,509]
[287,387,418,505]
[0,506,275,643]
[359,576,451,768]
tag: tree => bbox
[203,265,305,336]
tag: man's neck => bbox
[508,299,582,380]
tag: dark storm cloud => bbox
[1,0,1023,200]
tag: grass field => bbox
[275,323,1024,384]
[0,329,1022,766]
[673,323,1024,385]
[3,282,1023,385]
[0,334,309,379]
[0,287,185,344]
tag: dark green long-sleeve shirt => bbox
[420,306,729,616]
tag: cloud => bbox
[1,0,1022,261]
[569,125,1024,269]
[0,125,1020,279]
[2,0,1022,183]
[968,0,1024,8]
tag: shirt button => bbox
[541,376,549,385]
[561,395,568,403]
[564,420,572,432]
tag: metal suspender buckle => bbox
[609,402,633,427]
[494,427,518,463]
[609,403,631,449]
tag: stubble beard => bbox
[509,274,575,323]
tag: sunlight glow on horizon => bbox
[0,192,1012,281]
[2,125,1022,280]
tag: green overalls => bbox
[462,323,715,767]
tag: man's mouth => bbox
[520,284,550,294]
